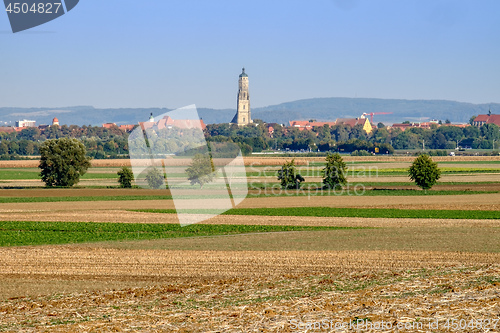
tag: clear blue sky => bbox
[1,0,499,109]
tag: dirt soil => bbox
[0,188,169,198]
[0,192,499,215]
[0,247,498,332]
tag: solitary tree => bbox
[322,153,347,189]
[39,138,91,187]
[185,153,215,189]
[277,159,305,189]
[145,167,165,189]
[408,154,441,190]
[117,166,134,188]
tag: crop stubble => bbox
[0,247,499,332]
[0,156,499,331]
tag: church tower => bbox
[232,68,251,126]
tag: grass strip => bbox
[248,189,496,197]
[133,207,500,220]
[0,221,357,247]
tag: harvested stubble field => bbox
[0,249,499,332]
[0,156,499,332]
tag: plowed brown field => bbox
[0,156,499,332]
[0,246,498,332]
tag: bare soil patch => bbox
[0,188,169,198]
[1,266,498,332]
[0,246,498,297]
[1,209,499,229]
[238,193,500,211]
[0,192,499,213]
[94,226,500,253]
[0,247,498,332]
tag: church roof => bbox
[474,114,500,126]
[239,67,248,78]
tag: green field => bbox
[2,162,499,182]
[133,207,500,220]
[0,168,118,180]
[0,221,357,247]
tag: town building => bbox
[0,127,15,134]
[119,125,135,132]
[289,120,338,130]
[15,119,36,128]
[336,117,373,134]
[231,68,252,126]
[102,123,117,129]
[139,115,206,131]
[390,121,469,131]
[473,114,500,127]
[289,117,372,134]
[52,117,59,126]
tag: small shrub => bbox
[408,154,441,190]
[145,168,165,189]
[117,166,134,188]
[185,153,216,189]
[322,153,347,189]
[277,159,305,189]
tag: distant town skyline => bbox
[1,0,499,110]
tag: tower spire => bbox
[231,68,251,126]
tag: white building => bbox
[15,120,36,128]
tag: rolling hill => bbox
[0,98,498,127]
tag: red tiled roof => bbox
[0,127,15,133]
[474,114,500,126]
[390,124,412,131]
[102,123,117,129]
[336,118,367,127]
[140,116,206,131]
[119,125,135,131]
[288,120,337,128]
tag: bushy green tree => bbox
[322,153,347,189]
[277,159,305,189]
[39,138,92,187]
[117,166,134,188]
[145,167,165,189]
[408,154,441,190]
[185,153,215,189]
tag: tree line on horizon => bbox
[0,119,499,160]
[205,120,500,155]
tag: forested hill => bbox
[0,98,498,126]
[252,98,500,125]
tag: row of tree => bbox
[39,138,441,191]
[1,119,499,159]
[0,125,130,159]
[205,120,500,154]
[278,153,441,191]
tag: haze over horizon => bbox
[1,0,499,110]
